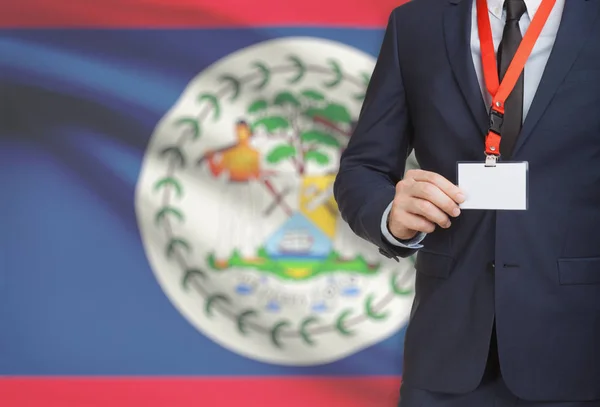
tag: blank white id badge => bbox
[457,162,528,210]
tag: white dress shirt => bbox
[381,0,565,248]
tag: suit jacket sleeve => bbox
[334,8,416,260]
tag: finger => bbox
[393,211,436,234]
[411,182,461,218]
[407,170,465,204]
[406,197,451,228]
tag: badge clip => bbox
[485,154,498,167]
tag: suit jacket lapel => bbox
[444,0,489,137]
[513,0,600,156]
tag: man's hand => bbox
[388,169,465,241]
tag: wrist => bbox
[387,210,418,241]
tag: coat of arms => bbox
[136,38,417,365]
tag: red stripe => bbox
[0,377,401,407]
[1,0,407,28]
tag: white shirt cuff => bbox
[381,201,425,248]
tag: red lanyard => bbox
[477,0,556,157]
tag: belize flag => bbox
[0,0,418,405]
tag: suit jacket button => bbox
[379,248,399,262]
[379,248,392,258]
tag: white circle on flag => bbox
[135,37,417,366]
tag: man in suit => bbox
[334,0,600,405]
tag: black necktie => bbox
[497,0,527,159]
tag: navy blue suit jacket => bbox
[334,0,600,401]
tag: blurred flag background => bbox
[0,0,418,405]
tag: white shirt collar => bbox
[487,0,543,20]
